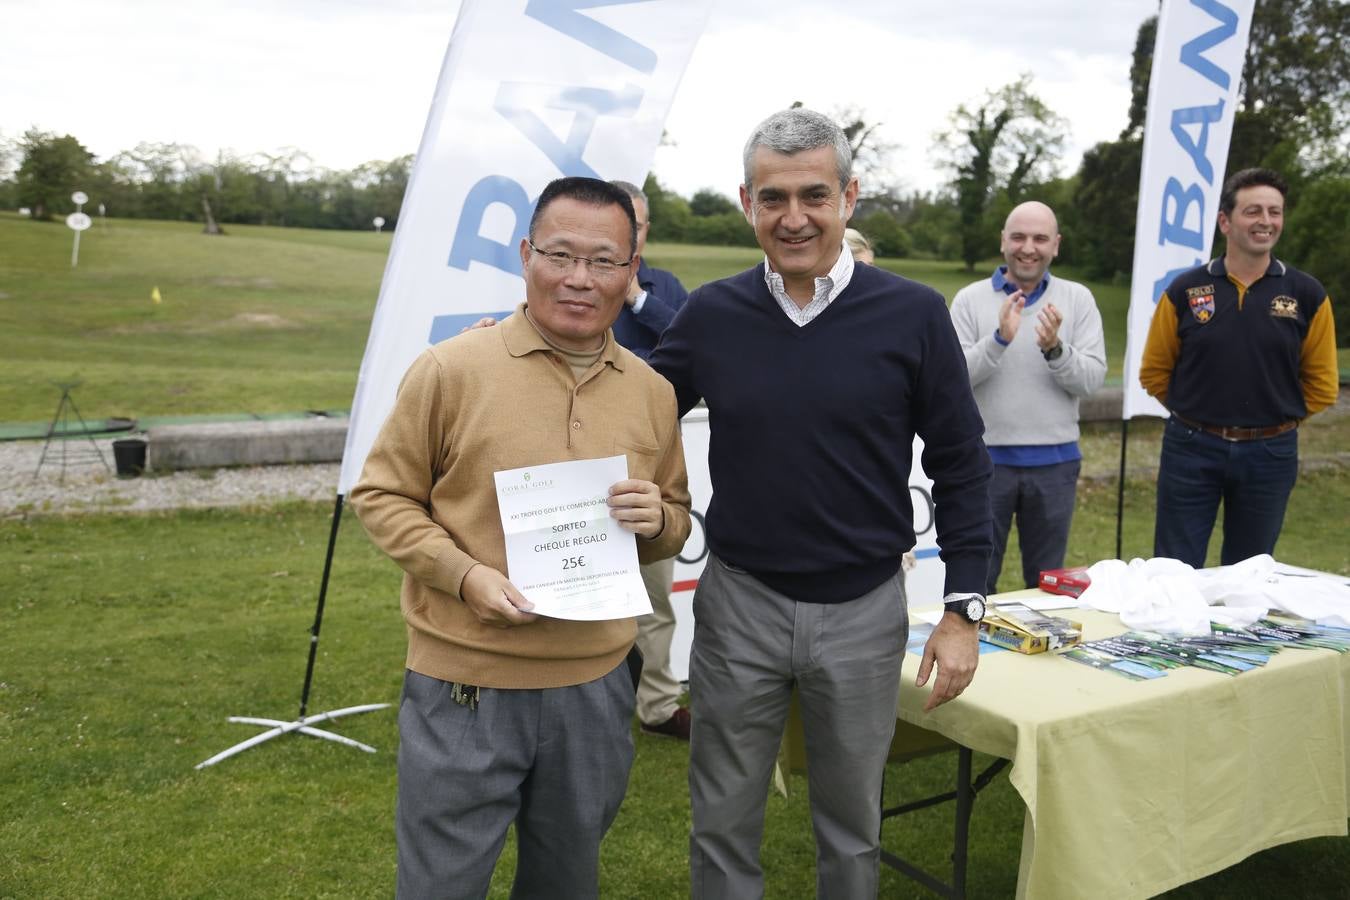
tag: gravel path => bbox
[1,437,339,517]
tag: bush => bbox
[1283,176,1350,347]
[854,210,912,258]
[1072,138,1143,280]
[683,211,757,247]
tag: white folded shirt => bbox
[1078,555,1350,635]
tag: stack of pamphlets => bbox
[1059,616,1350,681]
[979,602,1083,654]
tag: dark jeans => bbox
[987,460,1081,595]
[1153,417,1299,568]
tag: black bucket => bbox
[112,438,148,477]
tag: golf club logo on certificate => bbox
[494,455,652,621]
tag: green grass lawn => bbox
[0,215,387,422]
[3,469,1347,898]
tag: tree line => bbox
[0,137,410,233]
[2,1,1344,342]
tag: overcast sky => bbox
[4,0,1160,198]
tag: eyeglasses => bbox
[527,241,633,278]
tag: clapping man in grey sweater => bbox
[949,201,1107,595]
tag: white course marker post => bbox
[67,191,91,268]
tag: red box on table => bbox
[1038,566,1091,597]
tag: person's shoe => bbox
[640,707,691,741]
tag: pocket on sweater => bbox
[613,437,660,481]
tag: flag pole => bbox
[300,493,347,718]
[1115,419,1129,560]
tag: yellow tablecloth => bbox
[900,595,1350,898]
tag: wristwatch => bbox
[943,593,986,623]
[1042,342,1064,361]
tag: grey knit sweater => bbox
[949,275,1107,448]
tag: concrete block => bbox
[148,418,349,470]
[1080,386,1123,423]
[140,384,1130,472]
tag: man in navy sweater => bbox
[609,180,690,359]
[648,109,992,899]
[609,179,693,741]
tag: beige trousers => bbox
[635,556,681,724]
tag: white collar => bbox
[761,239,855,303]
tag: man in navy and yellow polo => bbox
[1140,167,1338,568]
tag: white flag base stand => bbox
[195,702,390,769]
[196,496,391,771]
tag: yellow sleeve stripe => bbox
[1301,297,1340,416]
[1139,293,1180,405]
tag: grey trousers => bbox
[987,459,1081,595]
[395,664,635,900]
[688,556,907,900]
[636,556,682,724]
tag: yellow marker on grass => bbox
[151,286,162,305]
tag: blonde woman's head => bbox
[844,227,874,264]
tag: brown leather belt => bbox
[1171,413,1298,442]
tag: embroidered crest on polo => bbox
[1270,295,1299,319]
[1188,293,1215,324]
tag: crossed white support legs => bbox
[195,703,391,770]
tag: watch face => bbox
[945,596,986,622]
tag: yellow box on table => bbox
[978,603,1083,654]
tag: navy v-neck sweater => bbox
[648,262,992,603]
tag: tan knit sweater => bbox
[350,304,691,689]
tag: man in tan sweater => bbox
[351,176,691,900]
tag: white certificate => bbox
[494,455,651,621]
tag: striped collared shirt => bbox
[762,240,855,326]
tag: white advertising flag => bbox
[338,0,713,492]
[1121,0,1255,419]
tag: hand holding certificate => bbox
[493,455,656,621]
